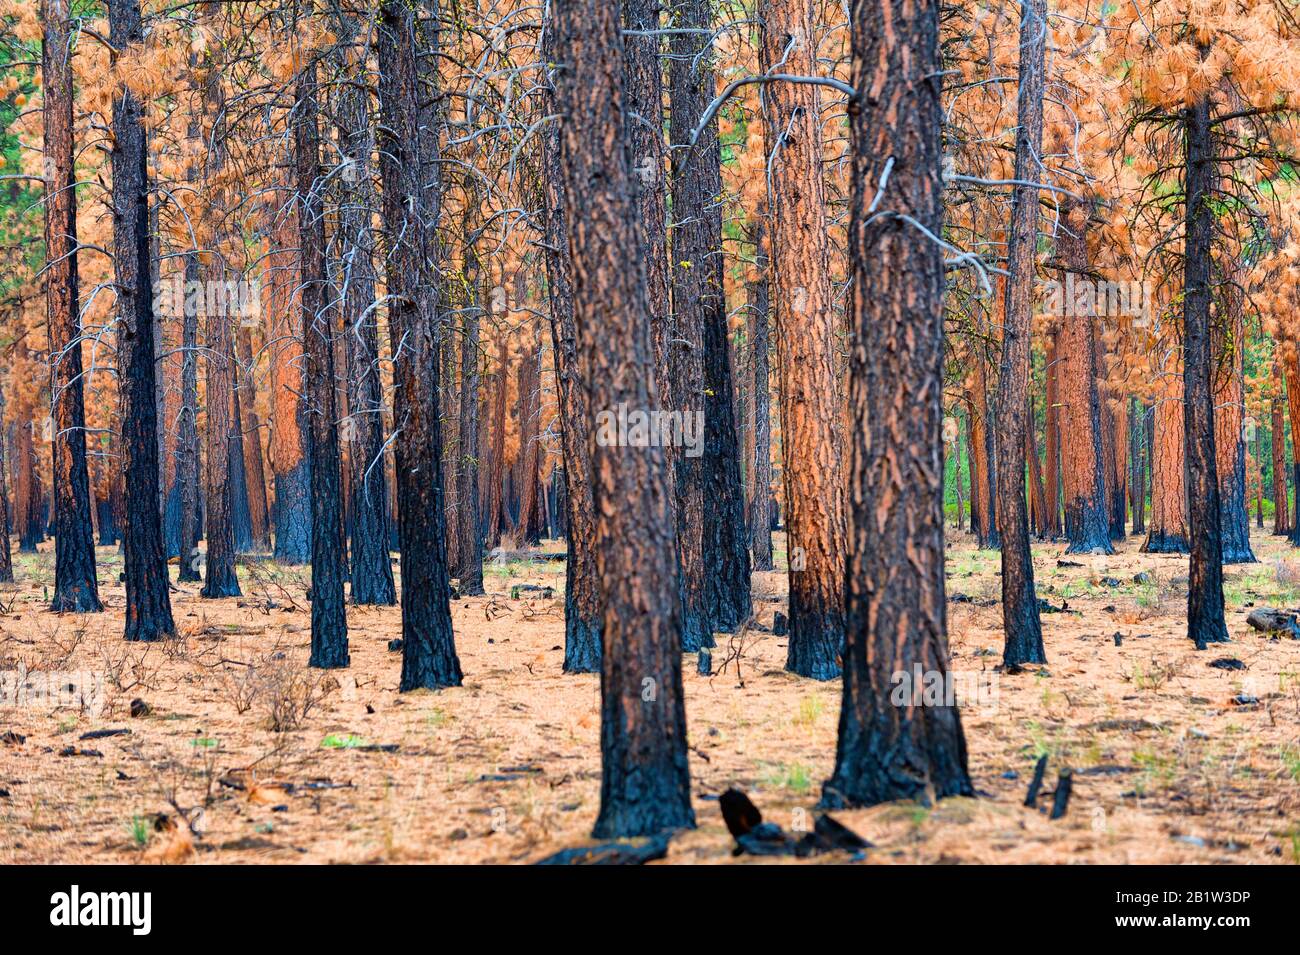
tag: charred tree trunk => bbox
[295,58,349,667]
[994,0,1046,670]
[176,252,202,580]
[109,0,174,641]
[825,0,973,808]
[1181,90,1229,648]
[43,0,101,613]
[746,215,774,571]
[454,229,485,597]
[378,0,461,690]
[665,1,713,652]
[539,27,601,672]
[538,29,598,670]
[553,0,694,836]
[333,25,395,606]
[198,57,241,599]
[761,0,844,679]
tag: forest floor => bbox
[2,527,1300,865]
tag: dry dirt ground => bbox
[3,527,1300,865]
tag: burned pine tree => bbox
[333,9,396,606]
[295,55,349,668]
[197,44,241,599]
[760,0,845,680]
[377,0,462,691]
[538,21,600,674]
[108,0,175,642]
[824,0,973,808]
[993,0,1046,669]
[43,0,101,613]
[1180,87,1229,649]
[664,0,713,654]
[552,0,694,836]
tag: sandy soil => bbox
[2,527,1299,864]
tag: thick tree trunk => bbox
[1182,90,1229,648]
[553,0,694,836]
[295,59,349,668]
[1273,360,1289,534]
[825,0,973,808]
[761,0,844,679]
[378,0,461,690]
[109,0,175,641]
[43,0,101,613]
[994,0,1046,670]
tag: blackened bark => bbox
[825,0,972,808]
[176,252,201,581]
[1182,90,1229,649]
[296,60,349,668]
[994,0,1045,669]
[675,0,751,634]
[44,0,101,613]
[453,225,485,597]
[747,216,773,571]
[109,0,175,641]
[334,17,395,606]
[540,38,601,672]
[514,326,543,545]
[553,0,694,836]
[198,57,241,599]
[760,0,843,679]
[664,0,713,652]
[228,351,253,553]
[378,0,461,690]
